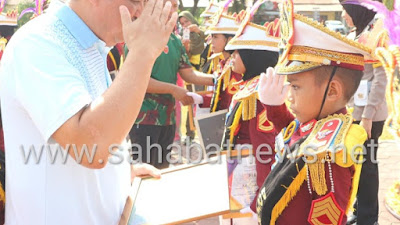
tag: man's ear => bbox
[326,79,343,102]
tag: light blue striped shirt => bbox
[0,4,130,225]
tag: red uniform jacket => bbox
[222,76,277,212]
[258,103,353,225]
[201,57,242,112]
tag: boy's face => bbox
[286,71,325,123]
[211,34,227,53]
[231,50,246,74]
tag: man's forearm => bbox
[146,78,177,94]
[193,71,214,86]
[55,50,156,168]
[180,68,214,86]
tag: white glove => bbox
[186,92,204,104]
[258,67,290,106]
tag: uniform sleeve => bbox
[13,35,92,142]
[311,164,354,225]
[250,101,277,212]
[177,38,192,70]
[263,103,295,132]
[362,65,387,119]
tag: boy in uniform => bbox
[256,0,371,224]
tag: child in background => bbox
[219,2,280,223]
[178,11,205,70]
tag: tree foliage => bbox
[16,0,35,28]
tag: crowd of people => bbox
[0,0,398,224]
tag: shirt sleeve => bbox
[13,35,92,142]
[263,103,295,133]
[178,38,192,70]
[249,101,277,212]
[362,65,387,119]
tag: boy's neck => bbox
[317,105,347,121]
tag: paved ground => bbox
[376,141,400,225]
[172,139,400,225]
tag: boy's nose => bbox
[287,89,294,103]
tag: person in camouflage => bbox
[128,0,214,169]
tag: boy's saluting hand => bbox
[258,67,290,106]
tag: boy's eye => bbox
[291,85,298,90]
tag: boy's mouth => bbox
[289,107,296,115]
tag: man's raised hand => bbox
[120,0,178,60]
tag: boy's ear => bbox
[327,79,343,102]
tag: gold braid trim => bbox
[294,13,371,54]
[375,47,395,78]
[343,124,367,213]
[232,76,259,121]
[207,52,223,74]
[375,47,398,135]
[228,39,279,48]
[276,60,321,74]
[213,56,220,73]
[288,46,365,66]
[0,37,7,52]
[108,51,118,71]
[283,121,297,143]
[218,57,233,91]
[0,182,4,207]
[307,153,328,196]
[270,166,307,225]
[298,113,353,157]
[229,102,243,145]
[242,96,249,121]
[373,62,382,68]
[222,66,232,91]
[211,78,223,113]
[119,54,124,68]
[208,27,239,32]
[240,93,257,121]
[0,20,16,25]
[392,45,400,69]
[207,63,213,74]
[298,114,354,196]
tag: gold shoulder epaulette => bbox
[218,57,240,93]
[233,75,260,101]
[293,113,367,198]
[232,75,260,121]
[295,113,366,166]
[208,53,224,74]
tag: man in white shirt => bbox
[0,0,177,224]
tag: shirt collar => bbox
[298,107,348,136]
[55,5,99,49]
